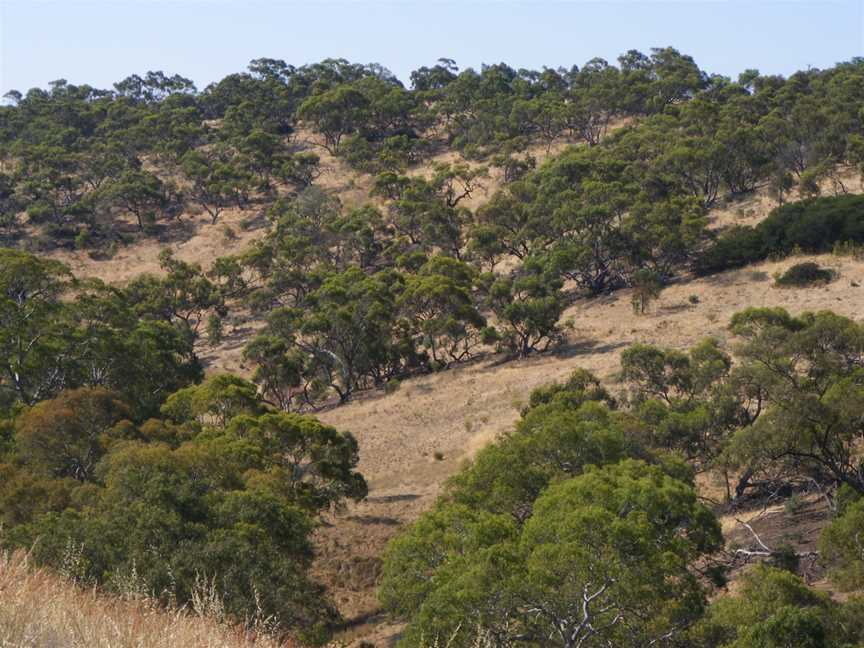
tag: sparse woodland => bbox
[1,51,864,646]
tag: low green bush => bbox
[694,226,767,275]
[775,262,835,287]
[695,195,864,276]
[762,194,864,253]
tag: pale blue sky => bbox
[1,1,862,95]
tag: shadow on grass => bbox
[345,514,402,527]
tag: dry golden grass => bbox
[0,550,291,648]
[42,205,269,285]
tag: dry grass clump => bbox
[0,550,291,648]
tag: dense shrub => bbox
[820,499,864,591]
[761,194,864,253]
[695,194,864,275]
[694,226,768,275]
[775,262,835,287]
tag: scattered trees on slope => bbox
[3,50,864,646]
[382,307,864,645]
[2,53,861,255]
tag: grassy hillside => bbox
[0,550,291,648]
[34,160,862,645]
[315,250,864,645]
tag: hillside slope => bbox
[314,251,864,644]
[4,54,864,648]
[35,153,864,645]
[39,130,573,283]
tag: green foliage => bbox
[485,258,565,357]
[0,241,369,639]
[380,303,864,643]
[820,499,864,591]
[15,388,130,482]
[160,374,263,427]
[180,149,252,223]
[379,503,518,620]
[297,85,371,154]
[278,151,322,189]
[489,148,536,183]
[0,249,72,407]
[695,194,864,275]
[695,225,768,275]
[382,460,721,648]
[775,261,835,287]
[398,256,486,365]
[723,308,864,495]
[205,313,223,344]
[620,336,743,476]
[630,268,663,314]
[1,373,366,641]
[473,128,711,295]
[621,338,732,407]
[226,411,368,512]
[4,50,857,259]
[761,194,864,254]
[263,267,413,403]
[525,367,616,411]
[124,250,226,334]
[0,184,20,244]
[380,362,736,646]
[371,163,485,257]
[447,399,628,521]
[688,565,859,648]
[101,169,173,231]
[4,54,864,643]
[341,133,430,173]
[0,250,201,417]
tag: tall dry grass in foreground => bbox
[0,550,291,648]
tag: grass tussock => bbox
[0,550,292,648]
